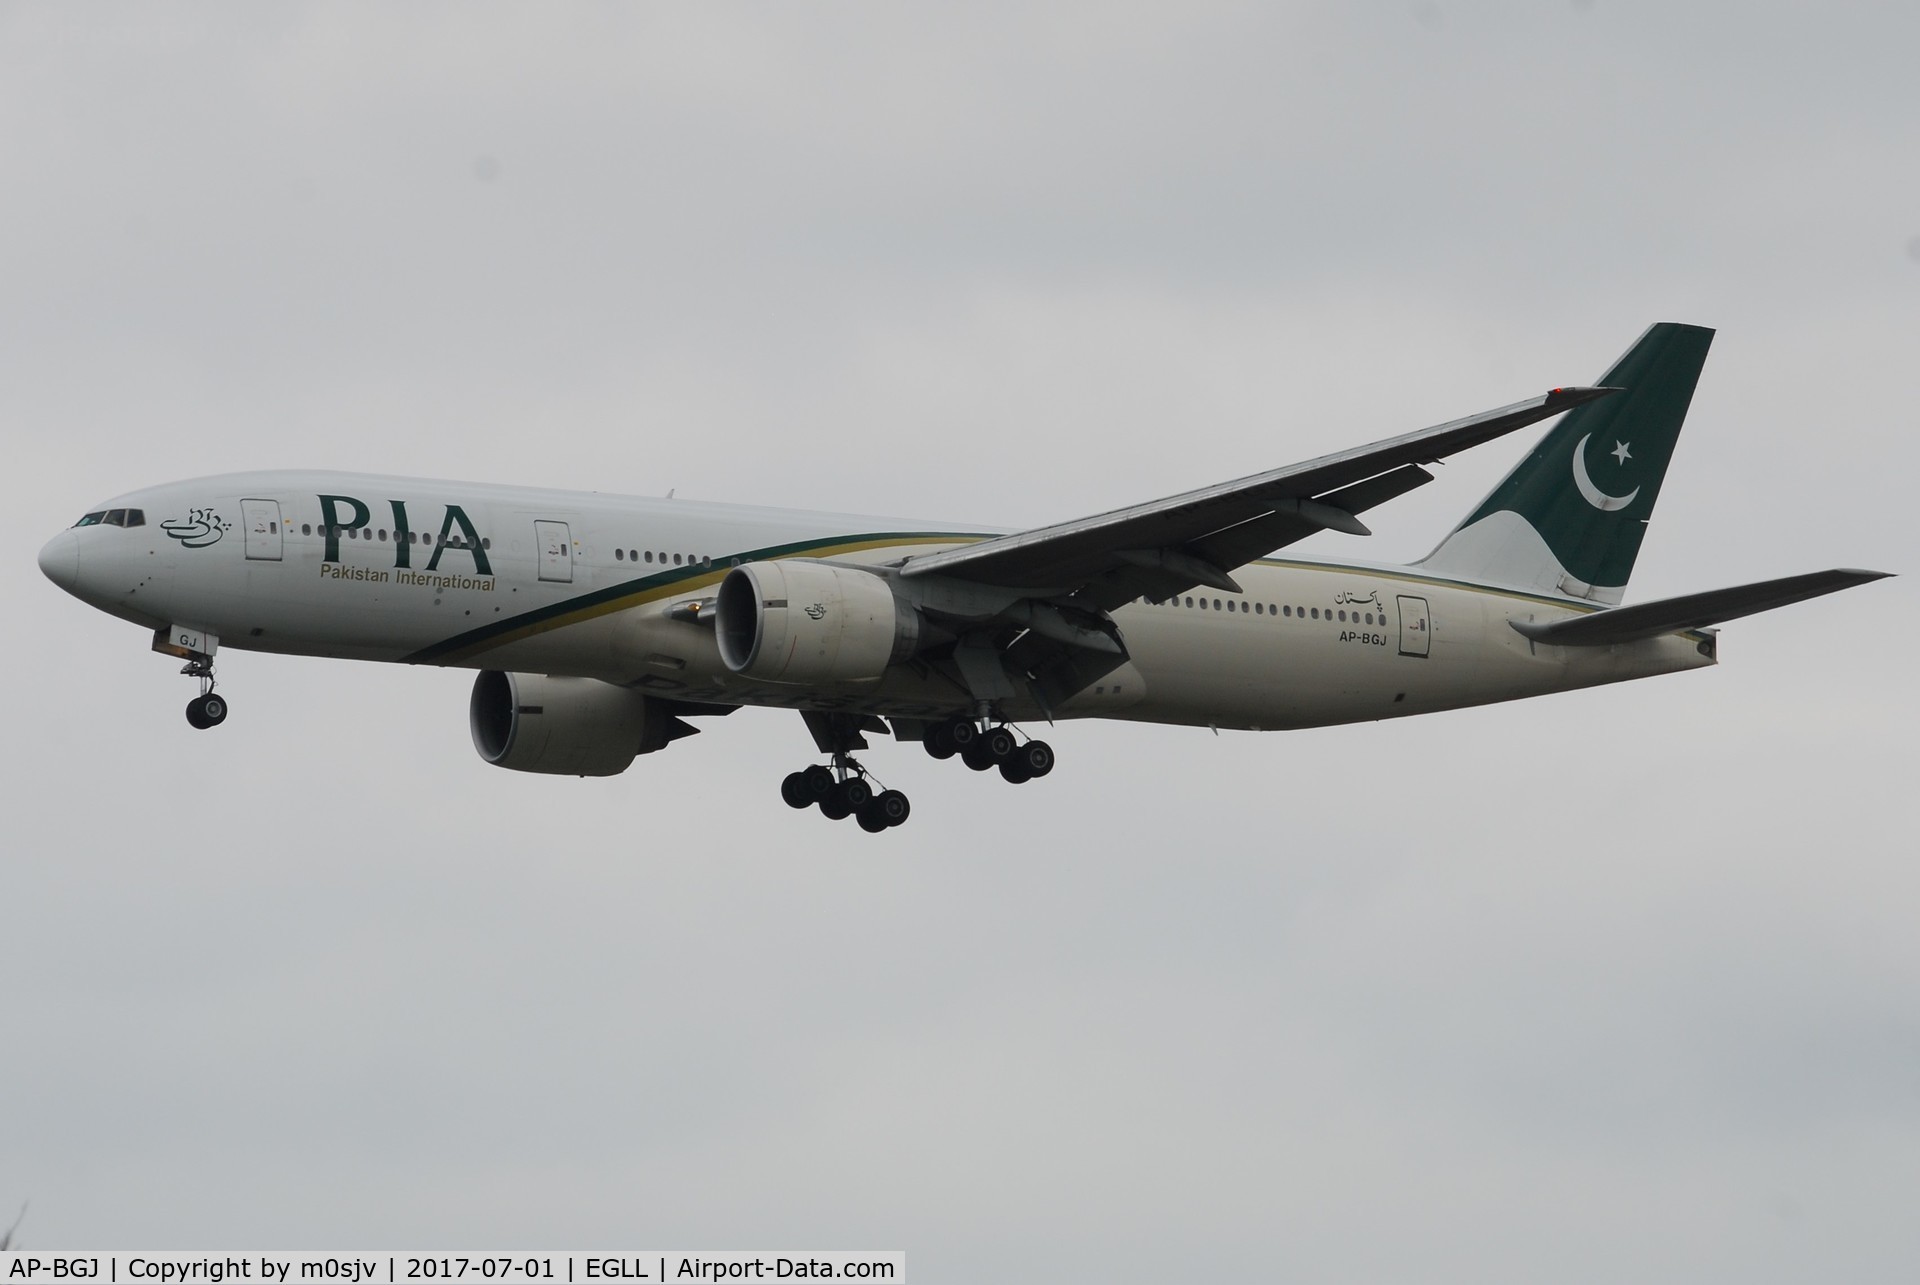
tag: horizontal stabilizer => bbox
[1512,568,1892,646]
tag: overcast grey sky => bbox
[3,4,1916,1281]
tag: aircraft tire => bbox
[856,805,891,833]
[800,764,834,799]
[983,727,1017,761]
[923,724,956,759]
[185,698,210,730]
[947,718,978,749]
[781,772,814,809]
[1018,740,1054,778]
[961,741,997,771]
[998,758,1033,784]
[200,694,228,725]
[875,789,911,827]
[842,778,873,810]
[819,785,854,821]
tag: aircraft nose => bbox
[38,528,80,592]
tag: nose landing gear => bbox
[181,655,228,729]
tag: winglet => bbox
[1545,384,1622,407]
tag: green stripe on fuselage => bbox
[402,531,987,665]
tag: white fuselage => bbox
[40,470,1715,731]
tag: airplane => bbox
[37,323,1890,833]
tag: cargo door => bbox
[241,498,283,561]
[535,520,573,583]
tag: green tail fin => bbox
[1420,322,1715,603]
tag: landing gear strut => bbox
[181,655,228,730]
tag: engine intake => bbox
[715,559,919,685]
[470,671,691,776]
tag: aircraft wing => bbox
[899,385,1615,609]
[1511,568,1893,646]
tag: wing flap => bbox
[1512,569,1892,646]
[1182,463,1435,577]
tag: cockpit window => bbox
[71,508,146,528]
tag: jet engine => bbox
[469,671,692,776]
[715,559,920,685]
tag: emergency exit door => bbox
[1397,595,1431,658]
[535,520,573,583]
[240,498,283,561]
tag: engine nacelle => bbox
[715,559,919,685]
[469,671,687,776]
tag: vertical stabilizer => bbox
[1418,322,1714,603]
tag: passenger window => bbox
[1213,598,1222,610]
[674,553,683,565]
[1184,597,1193,607]
[377,529,387,541]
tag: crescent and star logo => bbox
[1571,433,1639,512]
[160,507,231,548]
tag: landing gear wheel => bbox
[923,723,957,760]
[947,718,979,750]
[874,789,911,827]
[821,777,873,821]
[856,806,891,833]
[961,740,998,771]
[1015,740,1054,778]
[800,764,834,799]
[999,757,1034,784]
[983,726,1017,761]
[781,772,814,809]
[186,693,227,729]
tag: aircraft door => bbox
[1397,595,1431,658]
[240,498,283,561]
[535,520,573,583]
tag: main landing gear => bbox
[781,759,912,833]
[921,717,1055,784]
[776,712,1053,832]
[181,655,228,730]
